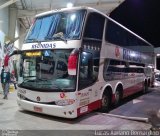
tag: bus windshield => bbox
[25,9,86,43]
[18,50,76,92]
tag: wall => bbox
[0,7,9,35]
[14,20,20,49]
[0,7,9,64]
[0,7,9,69]
[0,7,9,93]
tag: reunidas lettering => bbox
[32,43,56,49]
[123,48,141,63]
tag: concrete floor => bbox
[0,87,160,136]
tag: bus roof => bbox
[35,6,154,48]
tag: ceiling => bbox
[8,0,125,30]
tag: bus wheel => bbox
[114,88,122,106]
[143,81,148,94]
[100,91,111,112]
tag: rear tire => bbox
[114,87,122,106]
[100,91,111,112]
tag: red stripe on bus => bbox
[123,82,144,98]
[77,81,145,117]
[77,100,101,116]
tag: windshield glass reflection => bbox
[25,9,86,43]
[18,50,76,92]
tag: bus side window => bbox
[84,13,105,40]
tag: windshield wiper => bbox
[23,76,36,78]
[23,79,33,82]
[46,32,67,43]
[36,78,47,81]
[52,84,64,92]
[22,78,47,83]
[26,38,42,44]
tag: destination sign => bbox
[25,51,41,57]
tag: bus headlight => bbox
[55,99,75,106]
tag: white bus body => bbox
[16,7,154,118]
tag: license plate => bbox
[34,106,43,112]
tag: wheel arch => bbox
[101,84,113,100]
[113,82,124,94]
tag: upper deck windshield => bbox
[18,50,76,92]
[25,9,86,43]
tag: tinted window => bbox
[84,13,105,40]
[103,59,126,81]
[103,59,145,81]
[105,20,154,54]
[25,10,86,42]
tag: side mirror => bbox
[9,50,22,57]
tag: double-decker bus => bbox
[15,7,155,118]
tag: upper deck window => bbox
[84,13,105,40]
[25,9,86,43]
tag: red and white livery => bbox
[16,7,155,118]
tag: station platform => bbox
[0,87,159,136]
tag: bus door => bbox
[77,51,100,114]
[76,12,104,113]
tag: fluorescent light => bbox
[71,14,76,21]
[67,2,73,8]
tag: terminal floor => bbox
[0,87,159,135]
